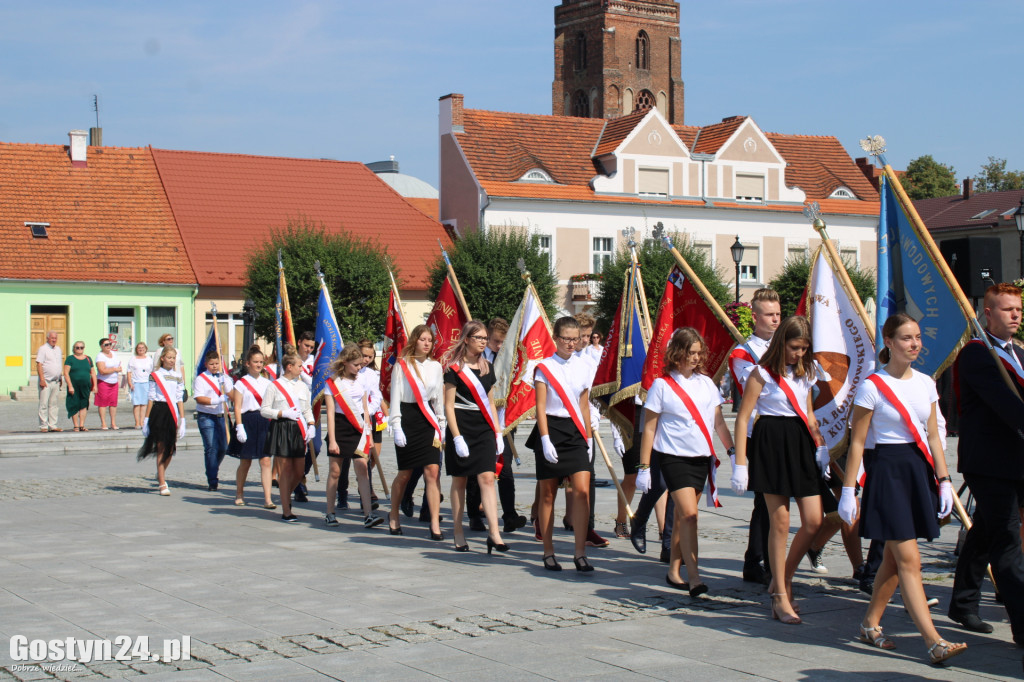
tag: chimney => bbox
[89,127,103,146]
[68,129,88,167]
[439,93,464,135]
[962,177,972,200]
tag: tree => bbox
[244,217,393,345]
[974,156,1024,193]
[768,253,875,319]
[427,229,558,322]
[593,232,730,331]
[901,155,958,200]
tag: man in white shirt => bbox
[36,331,63,432]
[193,352,234,491]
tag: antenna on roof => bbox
[93,95,100,128]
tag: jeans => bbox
[196,412,227,487]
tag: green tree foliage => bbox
[593,232,730,331]
[427,229,558,322]
[974,156,1024,193]
[901,155,958,200]
[244,218,392,345]
[768,252,876,319]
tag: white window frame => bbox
[739,243,761,283]
[592,236,614,273]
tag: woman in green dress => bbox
[63,341,96,431]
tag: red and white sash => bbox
[866,373,937,485]
[327,378,371,455]
[764,368,816,443]
[452,363,504,476]
[971,338,1024,388]
[150,371,180,428]
[199,372,224,396]
[727,345,758,398]
[236,376,263,406]
[272,379,307,440]
[398,359,441,446]
[535,358,587,441]
[661,375,722,508]
[265,366,278,381]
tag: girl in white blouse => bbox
[260,353,315,522]
[734,315,828,625]
[230,346,273,509]
[388,325,446,540]
[137,347,185,496]
[638,327,735,597]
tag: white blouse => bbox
[753,365,818,417]
[148,368,184,404]
[644,371,722,457]
[357,366,383,414]
[260,376,314,425]
[234,374,271,413]
[330,377,366,419]
[854,368,938,446]
[389,358,444,430]
[534,353,591,419]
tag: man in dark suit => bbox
[948,283,1024,641]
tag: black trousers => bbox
[631,449,674,550]
[743,494,770,570]
[950,474,1024,639]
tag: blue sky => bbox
[2,1,1021,188]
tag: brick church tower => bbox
[552,0,685,124]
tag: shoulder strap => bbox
[535,360,587,440]
[272,379,307,440]
[199,373,222,396]
[660,375,722,508]
[398,359,441,444]
[150,372,180,427]
[866,373,936,483]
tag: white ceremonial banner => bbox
[808,247,876,453]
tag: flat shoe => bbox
[263,503,277,510]
[689,583,709,598]
[665,576,689,590]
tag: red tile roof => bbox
[0,143,195,284]
[150,149,451,290]
[457,109,879,211]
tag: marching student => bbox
[229,345,274,509]
[293,331,318,503]
[353,339,385,507]
[442,320,508,554]
[733,315,830,625]
[569,311,608,549]
[838,313,966,664]
[325,344,383,529]
[528,316,595,572]
[137,346,186,496]
[637,327,734,597]
[388,325,446,540]
[193,351,234,491]
[260,353,316,522]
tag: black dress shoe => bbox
[469,517,487,532]
[293,490,308,503]
[949,612,994,634]
[630,517,647,554]
[659,546,670,564]
[503,515,527,533]
[742,564,770,585]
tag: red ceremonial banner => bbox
[642,267,734,390]
[501,287,555,431]
[426,277,469,361]
[380,289,408,402]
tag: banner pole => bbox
[811,220,876,345]
[593,432,633,520]
[660,237,745,344]
[210,302,233,442]
[387,267,410,333]
[439,240,472,320]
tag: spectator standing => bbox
[62,340,96,431]
[36,331,64,432]
[127,343,154,429]
[95,338,123,429]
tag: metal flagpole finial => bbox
[859,135,889,168]
[621,226,637,249]
[277,248,283,267]
[651,221,667,245]
[803,201,827,235]
[517,257,531,281]
[210,301,218,315]
[314,260,323,279]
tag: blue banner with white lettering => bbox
[195,324,219,379]
[311,283,344,403]
[877,173,969,377]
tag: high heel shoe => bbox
[487,537,509,555]
[543,554,562,571]
[769,593,801,625]
[430,531,445,541]
[388,523,403,535]
[573,556,594,572]
[453,542,469,552]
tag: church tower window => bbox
[575,32,587,71]
[636,31,650,71]
[573,90,590,118]
[635,89,655,113]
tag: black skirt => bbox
[658,451,710,493]
[396,402,442,470]
[526,415,592,480]
[229,410,270,459]
[264,419,306,459]
[445,408,497,477]
[370,411,383,444]
[860,443,940,541]
[748,416,819,498]
[329,414,365,459]
[137,401,178,464]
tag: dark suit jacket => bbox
[956,335,1024,479]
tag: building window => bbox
[593,237,614,273]
[692,241,712,264]
[26,222,50,238]
[788,244,808,261]
[535,234,552,267]
[572,90,590,118]
[575,32,587,71]
[205,313,246,366]
[146,307,177,352]
[638,167,669,196]
[635,89,655,113]
[840,247,858,267]
[636,31,650,70]
[520,168,553,183]
[735,174,765,202]
[829,186,856,199]
[740,244,760,282]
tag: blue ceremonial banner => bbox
[877,171,969,377]
[196,324,219,379]
[311,283,343,403]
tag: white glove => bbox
[730,464,748,495]
[280,406,301,421]
[636,467,652,493]
[142,418,150,437]
[540,434,559,464]
[393,425,407,448]
[454,435,470,458]
[815,445,831,480]
[838,486,858,525]
[236,424,247,443]
[938,480,953,519]
[495,433,505,455]
[215,394,228,405]
[176,420,186,440]
[613,438,625,458]
[587,438,594,463]
[304,424,315,443]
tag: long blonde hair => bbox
[443,320,490,375]
[400,324,434,382]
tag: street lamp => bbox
[1014,196,1024,279]
[242,298,255,351]
[730,235,745,303]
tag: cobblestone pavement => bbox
[0,415,1020,680]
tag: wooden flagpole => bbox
[439,240,471,321]
[809,216,876,346]
[210,303,233,442]
[387,266,411,333]
[659,234,745,344]
[593,432,633,520]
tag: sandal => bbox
[927,639,966,665]
[858,623,895,650]
[769,593,801,625]
[73,427,81,432]
[158,484,171,497]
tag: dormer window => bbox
[735,174,765,202]
[829,186,856,199]
[638,167,668,196]
[26,222,50,238]
[519,168,554,183]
